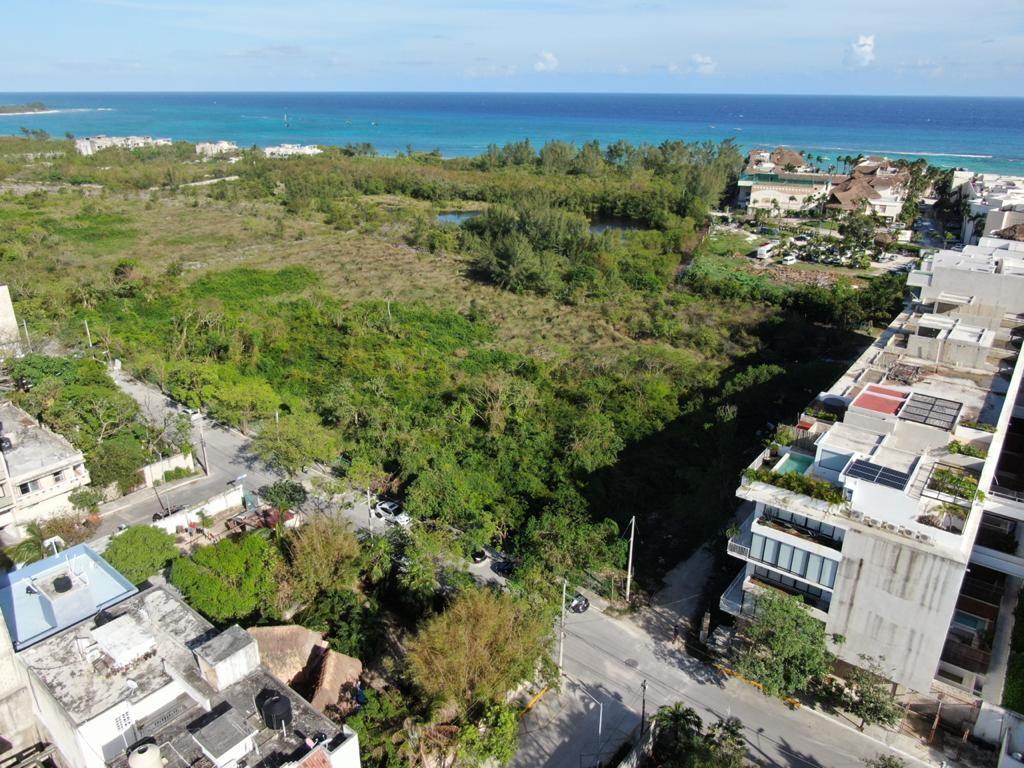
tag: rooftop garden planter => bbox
[743,467,844,505]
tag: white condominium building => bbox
[722,237,1024,698]
[74,136,172,155]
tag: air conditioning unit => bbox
[881,522,898,532]
[864,517,879,527]
[914,532,931,543]
[848,510,864,521]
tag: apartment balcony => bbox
[941,637,992,675]
[755,512,844,553]
[971,514,1024,579]
[726,511,755,560]
[719,568,753,619]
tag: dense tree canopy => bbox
[735,591,833,698]
[169,533,282,622]
[103,526,179,584]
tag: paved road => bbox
[513,601,940,768]
[105,371,933,768]
[95,370,283,536]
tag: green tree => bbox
[259,479,308,512]
[844,656,902,731]
[457,702,520,766]
[88,433,147,494]
[653,703,704,766]
[296,588,380,658]
[407,589,551,712]
[103,526,179,584]
[170,533,282,622]
[286,515,360,601]
[735,590,833,698]
[6,522,50,565]
[252,411,339,475]
[206,377,278,433]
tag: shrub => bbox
[103,526,179,584]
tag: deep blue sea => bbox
[1,92,1022,174]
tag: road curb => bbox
[99,474,207,517]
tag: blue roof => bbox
[0,544,137,651]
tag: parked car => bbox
[373,500,412,528]
[152,504,185,522]
[569,593,590,613]
[781,255,797,266]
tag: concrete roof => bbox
[16,586,208,724]
[195,623,254,665]
[0,544,137,651]
[0,401,84,482]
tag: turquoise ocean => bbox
[1,92,1022,174]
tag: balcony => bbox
[748,574,830,621]
[941,638,992,675]
[756,512,844,552]
[726,512,754,560]
[719,568,753,618]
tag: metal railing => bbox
[726,539,750,559]
[991,483,1024,505]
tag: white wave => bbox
[0,106,113,117]
[811,145,992,160]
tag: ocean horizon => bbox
[1,91,1022,174]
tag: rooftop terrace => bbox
[0,400,84,482]
[0,544,137,651]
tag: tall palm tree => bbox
[7,522,50,565]
[653,703,704,764]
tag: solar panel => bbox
[897,393,961,431]
[846,459,910,490]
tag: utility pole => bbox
[640,679,648,737]
[625,516,636,602]
[558,578,567,673]
[196,417,210,476]
[84,319,93,347]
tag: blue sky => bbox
[3,0,1022,95]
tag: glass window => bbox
[751,534,765,560]
[777,543,793,571]
[820,558,837,588]
[763,538,779,564]
[791,548,808,575]
[806,554,823,584]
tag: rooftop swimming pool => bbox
[774,452,814,476]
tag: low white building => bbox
[195,140,239,157]
[74,136,172,156]
[0,401,90,541]
[263,144,323,158]
[0,546,361,768]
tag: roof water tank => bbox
[261,694,293,730]
[127,743,162,768]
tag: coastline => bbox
[0,92,1021,174]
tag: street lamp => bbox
[575,683,603,743]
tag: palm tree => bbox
[7,522,50,565]
[653,703,704,764]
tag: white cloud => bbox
[534,51,559,72]
[691,53,716,75]
[849,34,876,67]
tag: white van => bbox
[781,255,798,266]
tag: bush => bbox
[170,533,282,622]
[103,526,179,584]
